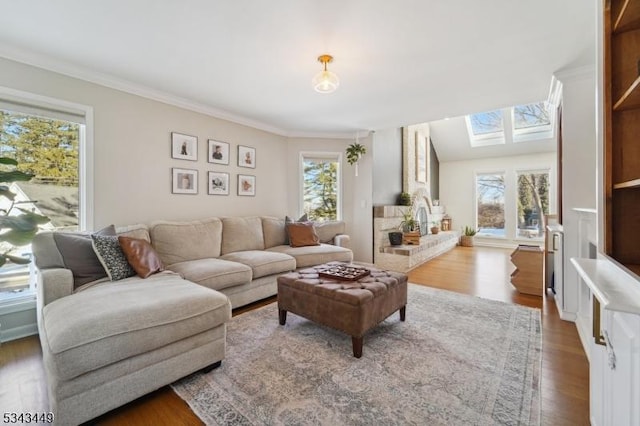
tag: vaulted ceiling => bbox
[0,0,595,137]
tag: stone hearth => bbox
[373,205,459,272]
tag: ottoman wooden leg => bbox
[399,306,406,321]
[352,336,363,358]
[279,309,287,325]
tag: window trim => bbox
[299,151,342,221]
[474,170,507,239]
[0,86,94,306]
[464,114,506,147]
[511,102,554,143]
[514,167,552,241]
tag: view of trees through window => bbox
[513,102,551,130]
[1,108,80,296]
[476,173,505,237]
[302,156,339,221]
[517,171,549,238]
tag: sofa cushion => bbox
[221,217,264,255]
[262,217,287,249]
[266,243,353,268]
[220,250,295,279]
[52,225,116,288]
[168,258,252,291]
[116,223,151,242]
[150,218,222,265]
[41,272,231,381]
[287,222,320,247]
[91,234,136,281]
[314,220,346,244]
[284,214,308,244]
[118,236,165,278]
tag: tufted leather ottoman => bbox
[277,262,407,358]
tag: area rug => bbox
[172,284,541,425]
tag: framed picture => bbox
[208,140,230,165]
[237,174,256,196]
[238,145,256,168]
[415,132,429,183]
[171,132,198,161]
[172,168,198,194]
[208,171,230,195]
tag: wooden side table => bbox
[510,245,543,296]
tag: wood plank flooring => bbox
[0,246,589,425]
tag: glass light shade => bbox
[312,70,339,93]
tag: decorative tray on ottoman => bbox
[319,264,371,281]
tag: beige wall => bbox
[0,57,374,260]
[440,152,557,247]
[0,57,289,228]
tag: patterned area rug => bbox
[172,284,541,425]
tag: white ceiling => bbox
[0,0,594,137]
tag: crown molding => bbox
[0,43,297,137]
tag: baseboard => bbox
[0,323,38,343]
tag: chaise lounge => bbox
[32,216,352,425]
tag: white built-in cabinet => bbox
[572,259,640,426]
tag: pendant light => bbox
[312,54,339,94]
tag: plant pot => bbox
[430,227,439,235]
[460,235,474,247]
[388,231,403,246]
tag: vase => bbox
[430,227,439,235]
[388,231,403,246]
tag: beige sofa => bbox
[32,216,352,425]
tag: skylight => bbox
[512,102,553,142]
[465,110,505,147]
[465,102,554,148]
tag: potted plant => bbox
[460,226,477,247]
[397,192,412,206]
[399,207,418,233]
[346,142,366,176]
[430,221,440,235]
[388,231,403,246]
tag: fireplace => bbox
[416,206,429,236]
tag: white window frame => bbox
[0,86,94,308]
[514,168,552,241]
[474,170,507,239]
[511,102,554,143]
[465,113,506,147]
[299,151,342,221]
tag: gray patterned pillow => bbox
[91,234,136,281]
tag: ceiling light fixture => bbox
[312,54,339,94]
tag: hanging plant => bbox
[346,143,367,165]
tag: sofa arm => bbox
[334,234,351,250]
[37,268,74,308]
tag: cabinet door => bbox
[602,311,640,426]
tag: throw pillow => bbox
[284,214,308,245]
[53,225,116,288]
[91,234,136,281]
[118,236,165,278]
[287,222,320,248]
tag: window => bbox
[516,170,550,239]
[512,102,553,142]
[0,91,90,303]
[465,110,505,147]
[300,153,341,221]
[476,173,505,237]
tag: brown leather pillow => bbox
[118,236,165,278]
[287,222,320,248]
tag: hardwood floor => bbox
[0,246,589,425]
[407,246,590,425]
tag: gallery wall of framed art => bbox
[170,132,257,197]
